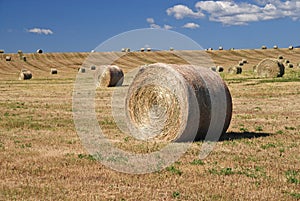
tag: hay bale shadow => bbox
[220,131,270,141]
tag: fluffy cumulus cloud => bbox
[146,18,173,30]
[27,28,53,35]
[167,1,300,25]
[182,22,200,29]
[166,4,205,19]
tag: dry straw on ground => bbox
[256,58,285,78]
[228,66,242,74]
[125,63,232,141]
[98,65,124,87]
[19,69,32,80]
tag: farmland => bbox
[0,49,300,200]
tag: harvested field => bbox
[0,49,300,200]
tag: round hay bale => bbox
[298,63,300,68]
[288,63,293,68]
[22,56,27,61]
[50,68,58,74]
[219,46,223,50]
[228,66,242,74]
[273,45,278,49]
[288,45,294,50]
[19,69,32,80]
[121,48,126,52]
[79,68,85,73]
[170,47,174,51]
[238,61,244,66]
[242,59,248,64]
[256,58,285,78]
[98,65,124,87]
[90,65,96,70]
[209,66,216,72]
[216,66,224,72]
[284,59,290,64]
[17,50,23,54]
[140,48,145,52]
[261,45,267,49]
[208,48,213,51]
[229,48,235,50]
[125,63,232,141]
[147,47,151,52]
[0,50,4,54]
[36,49,43,53]
[5,56,11,61]
[278,55,284,60]
[125,48,130,52]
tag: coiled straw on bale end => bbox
[256,58,284,78]
[19,69,32,80]
[98,65,124,87]
[125,63,232,142]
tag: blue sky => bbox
[0,0,299,53]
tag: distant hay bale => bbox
[98,65,124,87]
[209,67,216,72]
[228,66,242,74]
[208,48,213,51]
[19,69,32,80]
[242,59,248,64]
[125,63,232,141]
[125,48,130,52]
[261,45,267,49]
[288,45,294,50]
[298,63,300,68]
[284,59,290,64]
[216,66,224,72]
[50,68,58,74]
[5,56,11,61]
[0,50,4,53]
[170,47,174,51]
[79,68,85,73]
[17,50,23,54]
[238,61,244,66]
[140,48,145,52]
[256,58,284,78]
[22,56,27,61]
[147,47,151,52]
[90,65,96,70]
[219,46,223,50]
[229,48,235,50]
[36,49,43,53]
[273,45,278,49]
[121,48,126,52]
[278,55,284,60]
[288,63,293,68]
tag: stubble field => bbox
[0,49,299,200]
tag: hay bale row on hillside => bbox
[125,63,232,141]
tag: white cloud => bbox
[182,22,200,29]
[166,4,205,19]
[166,1,300,26]
[146,18,155,24]
[27,28,53,35]
[195,0,300,25]
[164,24,173,30]
[150,23,161,29]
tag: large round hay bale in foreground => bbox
[228,66,242,74]
[256,58,284,78]
[125,63,232,141]
[98,65,124,87]
[19,69,32,80]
